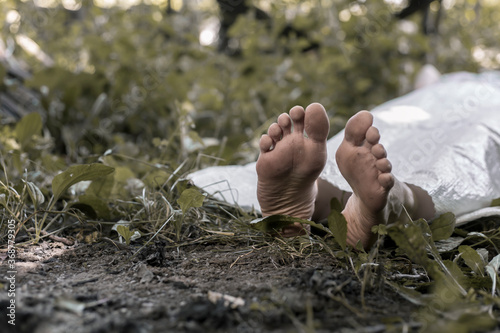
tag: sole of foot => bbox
[335,111,395,248]
[256,103,330,234]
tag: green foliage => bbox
[385,215,500,331]
[115,225,136,245]
[177,188,205,215]
[71,194,111,220]
[2,0,497,165]
[15,112,42,150]
[52,164,115,201]
[23,180,45,209]
[327,198,347,250]
[388,218,438,269]
[459,245,485,275]
[430,212,456,241]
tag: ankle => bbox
[343,197,380,249]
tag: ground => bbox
[0,239,419,333]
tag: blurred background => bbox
[1,0,499,167]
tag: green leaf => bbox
[442,260,466,284]
[15,112,43,149]
[177,188,205,214]
[23,180,45,209]
[70,194,111,220]
[143,169,170,188]
[84,166,136,201]
[371,224,387,235]
[430,212,456,241]
[387,219,431,267]
[327,209,347,249]
[52,164,115,201]
[329,197,343,212]
[116,225,135,245]
[109,167,136,199]
[388,219,468,294]
[42,154,67,173]
[85,170,115,198]
[458,245,485,275]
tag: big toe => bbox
[344,111,373,146]
[304,103,330,142]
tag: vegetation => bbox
[1,0,499,331]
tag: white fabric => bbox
[189,71,500,221]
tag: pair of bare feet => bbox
[256,103,415,249]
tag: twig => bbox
[230,248,255,268]
[26,227,74,246]
[100,237,129,250]
[71,277,99,287]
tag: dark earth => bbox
[1,238,420,333]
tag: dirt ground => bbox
[1,239,420,333]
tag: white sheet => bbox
[189,71,500,222]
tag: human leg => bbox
[256,106,435,249]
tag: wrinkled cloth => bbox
[189,71,500,222]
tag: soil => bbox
[1,239,419,333]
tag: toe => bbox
[259,134,273,153]
[290,105,305,133]
[277,113,292,136]
[268,123,283,142]
[378,173,395,189]
[375,158,392,173]
[371,144,387,159]
[345,111,373,146]
[304,103,330,142]
[365,126,380,145]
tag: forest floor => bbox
[0,239,419,333]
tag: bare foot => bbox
[256,103,330,232]
[335,111,395,249]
